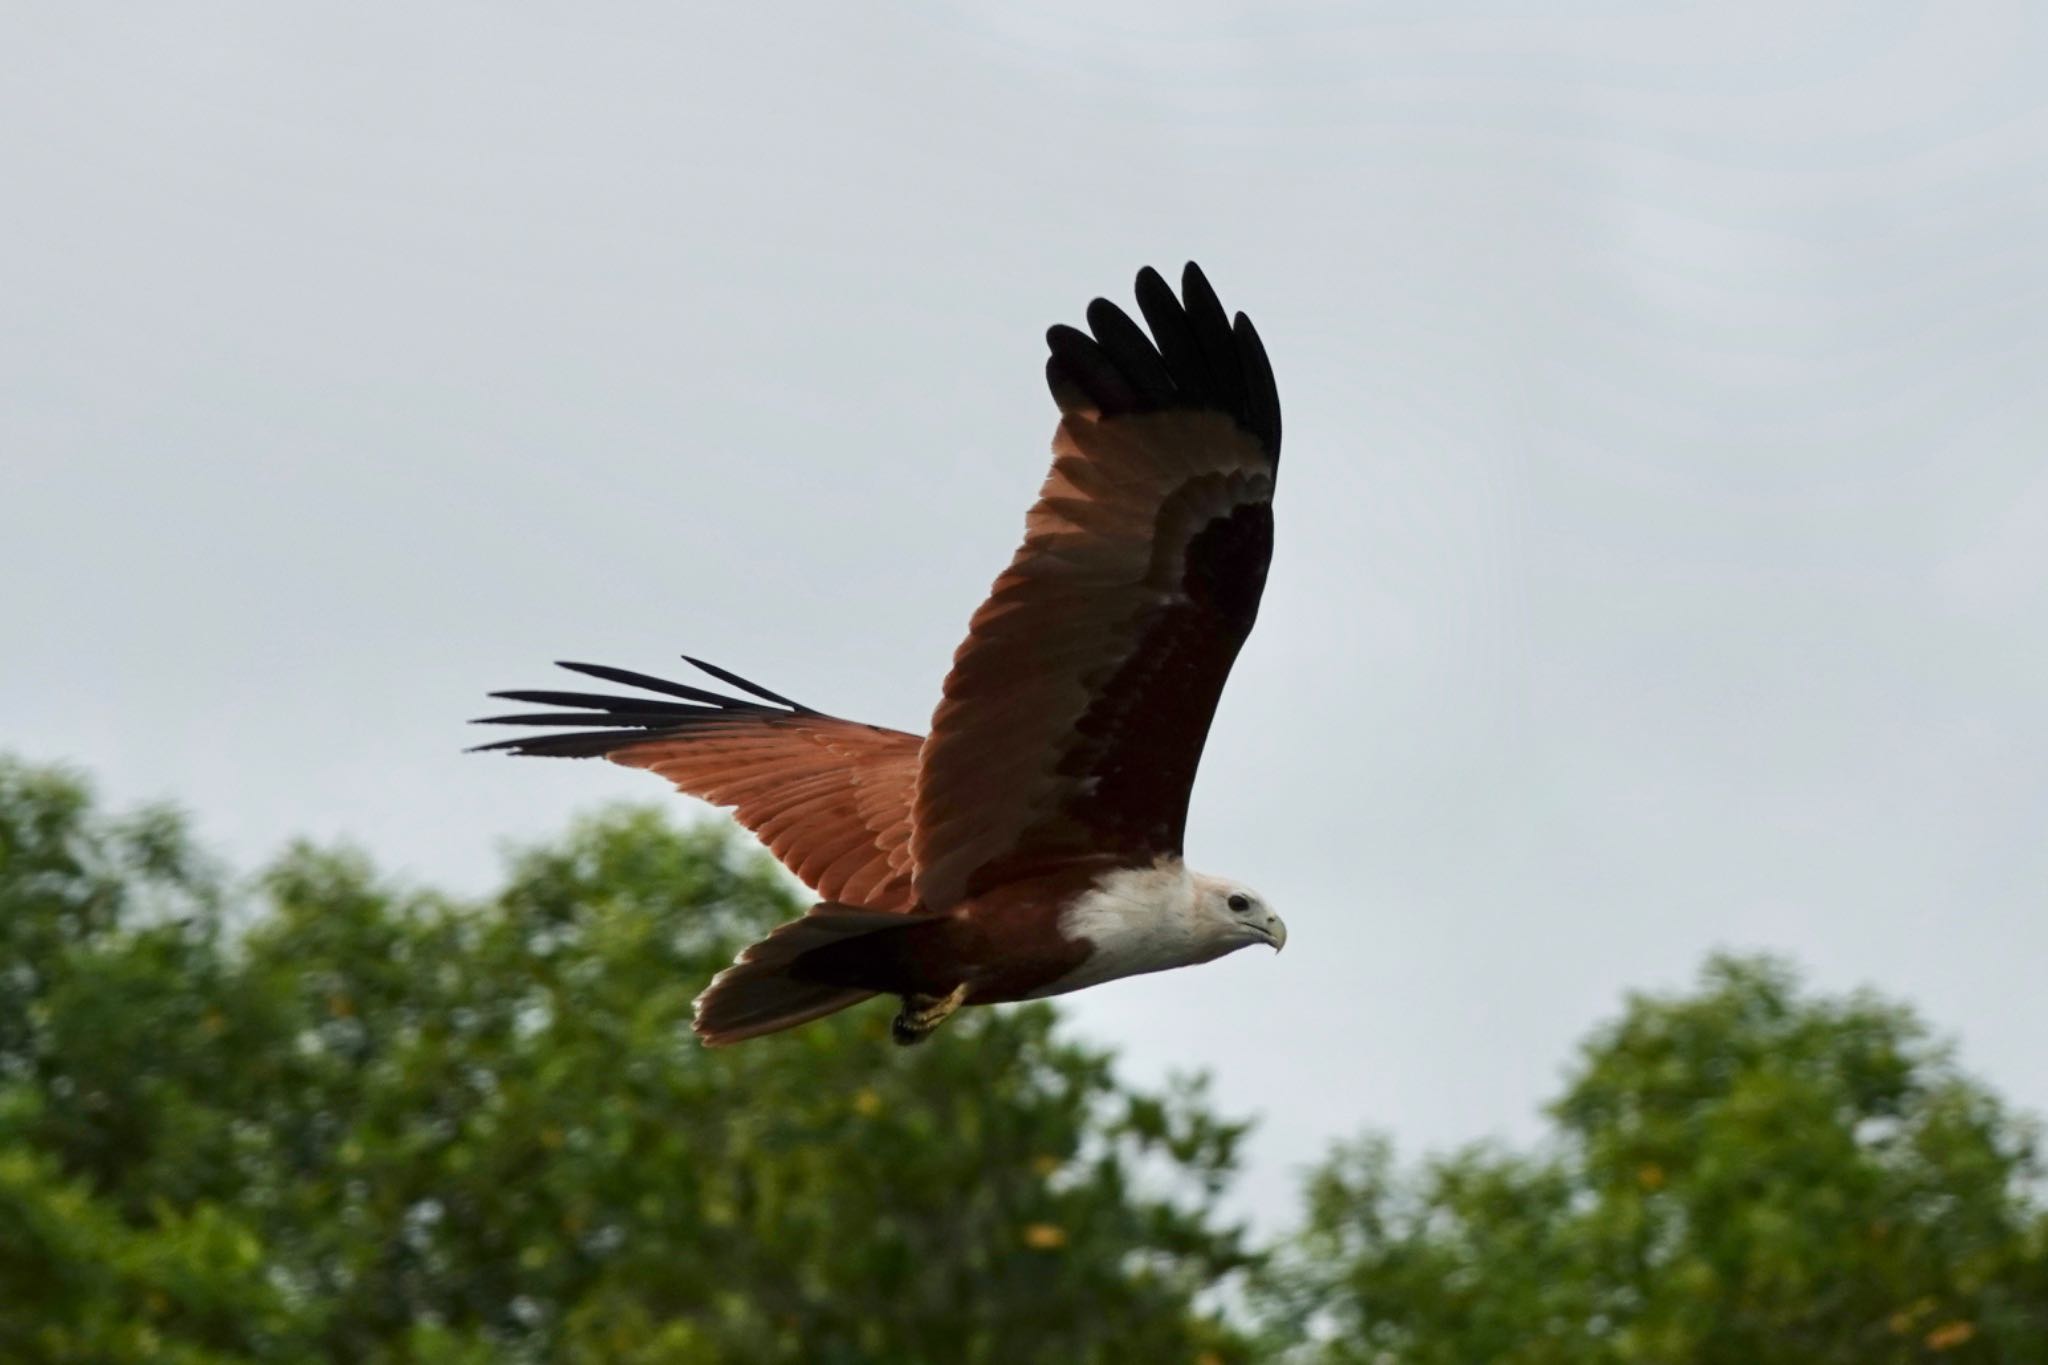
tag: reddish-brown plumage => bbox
[913,411,1276,907]
[614,717,921,912]
[785,862,1113,1004]
[474,262,1285,1045]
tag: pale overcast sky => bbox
[5,2,2046,1224]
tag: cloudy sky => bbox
[6,2,2045,1222]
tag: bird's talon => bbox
[892,983,969,1046]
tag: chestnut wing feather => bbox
[473,660,922,912]
[911,263,1281,910]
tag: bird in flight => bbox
[475,263,1286,1046]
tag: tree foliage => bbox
[0,758,1252,1363]
[1261,956,2048,1363]
[9,754,2047,1361]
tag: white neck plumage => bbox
[1033,859,1253,998]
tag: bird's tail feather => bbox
[692,906,906,1046]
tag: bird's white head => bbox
[1190,872,1287,955]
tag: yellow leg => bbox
[891,982,969,1046]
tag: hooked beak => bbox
[1258,912,1287,952]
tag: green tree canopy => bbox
[1261,956,2048,1363]
[10,754,2048,1362]
[0,757,1252,1364]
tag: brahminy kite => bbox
[475,263,1285,1045]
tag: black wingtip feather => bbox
[470,658,807,759]
[1045,323,1138,417]
[1044,261,1279,465]
[680,656,811,712]
[1133,266,1208,401]
[1084,298,1177,406]
[552,661,745,709]
[1046,355,1091,414]
[1233,311,1281,461]
[468,729,659,758]
[488,689,710,715]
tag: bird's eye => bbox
[1227,893,1251,913]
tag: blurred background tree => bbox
[6,754,2046,1363]
[1259,956,2048,1363]
[0,757,1252,1364]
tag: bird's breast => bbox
[1021,859,1211,998]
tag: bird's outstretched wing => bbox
[473,659,922,912]
[911,263,1282,910]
